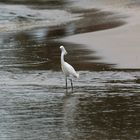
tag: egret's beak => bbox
[60,46,67,55]
[63,49,67,55]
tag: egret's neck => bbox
[61,51,65,64]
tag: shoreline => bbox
[62,9,140,70]
[1,2,140,71]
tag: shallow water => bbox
[0,0,140,140]
[0,70,140,140]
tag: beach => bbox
[0,1,140,140]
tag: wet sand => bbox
[62,8,140,69]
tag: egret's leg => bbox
[69,79,73,91]
[65,77,68,90]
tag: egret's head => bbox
[60,45,67,55]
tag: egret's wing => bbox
[64,62,79,78]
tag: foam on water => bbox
[0,4,82,32]
[0,70,139,93]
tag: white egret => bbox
[60,45,79,91]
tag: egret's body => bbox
[60,46,79,91]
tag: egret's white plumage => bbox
[60,45,79,90]
[61,62,79,78]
